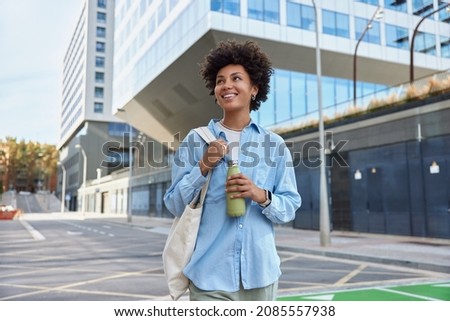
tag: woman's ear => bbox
[252,85,259,98]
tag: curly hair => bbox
[199,39,274,111]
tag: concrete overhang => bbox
[115,29,440,145]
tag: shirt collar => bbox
[209,118,261,137]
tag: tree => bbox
[0,138,59,193]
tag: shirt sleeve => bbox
[261,140,302,224]
[163,132,207,217]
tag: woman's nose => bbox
[223,79,232,88]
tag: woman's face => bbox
[214,64,258,112]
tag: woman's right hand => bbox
[199,139,227,176]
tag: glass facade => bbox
[256,68,387,128]
[248,0,280,24]
[286,2,315,31]
[386,24,409,49]
[441,36,450,58]
[211,0,240,15]
[323,10,350,38]
[412,0,434,17]
[415,31,437,55]
[113,0,450,131]
[355,17,381,44]
[356,0,379,5]
[384,0,407,12]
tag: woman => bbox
[163,40,301,301]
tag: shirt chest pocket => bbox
[251,158,276,190]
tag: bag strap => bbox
[193,126,216,144]
[192,126,216,206]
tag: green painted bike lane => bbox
[278,281,450,301]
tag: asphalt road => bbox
[0,217,446,301]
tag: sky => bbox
[0,0,81,145]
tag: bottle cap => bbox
[228,160,238,166]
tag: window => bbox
[257,68,386,127]
[147,14,156,37]
[95,72,105,83]
[322,77,335,108]
[95,87,104,98]
[335,78,351,105]
[108,122,129,136]
[415,31,436,55]
[439,2,450,22]
[94,102,104,113]
[96,26,106,38]
[169,0,180,11]
[258,78,275,127]
[386,24,408,49]
[103,147,127,168]
[323,10,349,38]
[413,0,434,18]
[355,17,381,44]
[291,72,306,118]
[97,12,106,23]
[305,74,318,113]
[211,0,240,16]
[95,56,105,67]
[96,41,105,52]
[157,1,166,25]
[355,0,379,4]
[274,70,291,123]
[286,2,315,31]
[384,0,407,13]
[441,36,450,58]
[248,0,279,24]
[98,0,106,8]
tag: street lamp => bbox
[410,3,450,83]
[353,6,383,107]
[117,108,133,223]
[311,0,330,247]
[58,162,67,214]
[75,144,87,216]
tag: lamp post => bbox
[58,162,67,214]
[410,3,450,83]
[353,6,383,107]
[75,144,87,217]
[311,0,330,247]
[117,108,133,223]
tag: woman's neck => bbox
[221,115,250,131]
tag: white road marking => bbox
[301,294,335,300]
[378,287,442,301]
[19,219,45,240]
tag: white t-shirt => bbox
[217,122,241,162]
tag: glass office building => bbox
[113,0,449,139]
[75,0,450,238]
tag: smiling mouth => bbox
[222,93,237,99]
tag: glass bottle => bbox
[226,160,246,217]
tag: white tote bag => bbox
[162,127,216,301]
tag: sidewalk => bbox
[22,212,450,274]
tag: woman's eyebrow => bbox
[217,71,244,78]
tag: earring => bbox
[251,95,256,101]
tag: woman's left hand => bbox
[225,173,266,203]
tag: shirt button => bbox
[239,224,243,229]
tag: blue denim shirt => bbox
[163,119,301,292]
